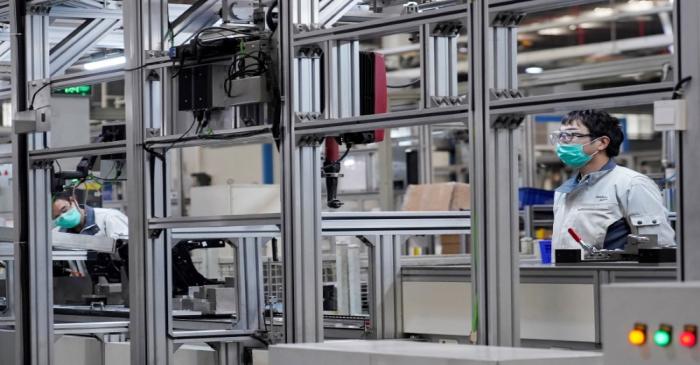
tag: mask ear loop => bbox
[584,137,606,158]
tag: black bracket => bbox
[30,159,53,170]
[297,135,324,147]
[149,229,163,240]
[431,21,464,37]
[491,113,526,130]
[490,88,523,100]
[491,12,526,28]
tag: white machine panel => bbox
[269,340,603,365]
[403,281,471,336]
[520,283,596,342]
[602,282,700,365]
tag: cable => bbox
[672,76,693,100]
[29,82,53,110]
[194,26,252,48]
[266,0,279,33]
[143,112,199,160]
[336,145,352,163]
[387,79,420,89]
[224,52,269,97]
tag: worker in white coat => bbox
[52,190,128,240]
[551,110,675,253]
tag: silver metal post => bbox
[124,0,169,364]
[678,0,700,280]
[9,0,29,363]
[368,235,402,339]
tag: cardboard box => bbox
[440,234,463,255]
[450,182,470,211]
[401,182,470,211]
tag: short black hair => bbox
[52,190,74,204]
[561,110,624,157]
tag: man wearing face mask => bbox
[52,190,128,240]
[551,110,675,254]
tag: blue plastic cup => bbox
[539,240,552,264]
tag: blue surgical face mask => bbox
[54,206,82,229]
[556,139,600,169]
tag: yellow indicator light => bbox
[629,329,647,346]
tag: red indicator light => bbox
[681,325,698,348]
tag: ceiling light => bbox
[592,7,615,17]
[579,22,604,29]
[525,67,544,74]
[537,27,568,36]
[558,15,576,22]
[83,56,126,70]
[625,0,655,12]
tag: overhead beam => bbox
[319,0,360,28]
[27,0,104,8]
[49,17,122,76]
[49,5,122,19]
[171,0,220,39]
[518,34,673,65]
[0,41,10,61]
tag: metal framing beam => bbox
[170,0,220,40]
[7,0,696,361]
[8,3,29,365]
[49,17,122,76]
[677,0,700,280]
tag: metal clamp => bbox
[402,2,421,15]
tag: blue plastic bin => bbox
[539,239,552,264]
[519,187,555,209]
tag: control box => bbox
[178,63,270,111]
[602,281,700,365]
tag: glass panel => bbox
[518,106,675,254]
[516,0,674,96]
[322,236,370,316]
[324,125,470,213]
[169,231,277,339]
[172,143,280,217]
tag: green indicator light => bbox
[654,330,672,347]
[54,85,92,96]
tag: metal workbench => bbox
[401,255,676,349]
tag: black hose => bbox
[266,0,279,33]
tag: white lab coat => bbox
[552,163,675,254]
[90,207,129,240]
[54,207,129,240]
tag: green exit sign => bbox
[53,85,92,96]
